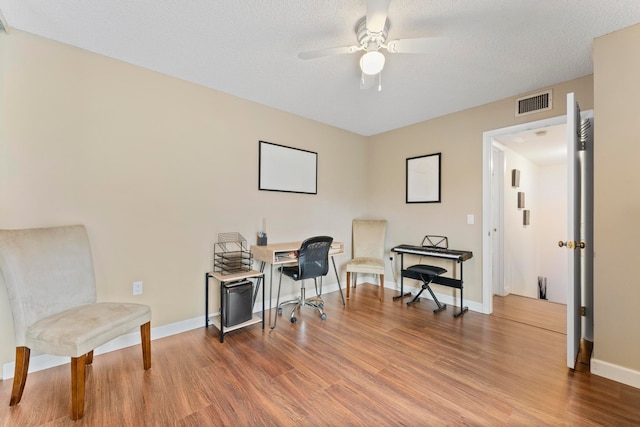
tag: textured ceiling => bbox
[1,1,639,136]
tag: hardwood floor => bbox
[1,284,639,426]
[492,294,566,334]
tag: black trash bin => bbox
[222,279,253,327]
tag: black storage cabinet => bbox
[222,279,253,327]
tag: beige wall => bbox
[0,30,368,366]
[368,77,593,303]
[593,23,640,373]
[5,24,634,382]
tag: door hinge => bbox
[580,306,587,317]
[578,118,592,151]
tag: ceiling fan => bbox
[298,0,448,91]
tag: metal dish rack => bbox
[213,232,252,275]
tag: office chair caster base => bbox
[320,313,327,320]
[290,316,297,323]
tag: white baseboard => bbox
[2,282,350,381]
[6,283,638,393]
[591,358,640,389]
[1,281,476,381]
[2,316,205,380]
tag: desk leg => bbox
[261,272,265,329]
[332,256,345,306]
[205,273,209,328]
[252,261,265,309]
[219,280,225,343]
[269,263,276,329]
[393,253,412,300]
[453,261,469,318]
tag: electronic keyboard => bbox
[392,244,473,262]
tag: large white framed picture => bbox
[259,141,317,195]
[406,153,441,203]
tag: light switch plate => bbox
[133,281,143,295]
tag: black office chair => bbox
[274,236,333,327]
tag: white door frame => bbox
[482,115,568,314]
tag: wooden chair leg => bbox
[10,347,30,406]
[141,321,151,370]
[346,272,351,298]
[86,350,94,365]
[379,274,385,302]
[71,354,86,420]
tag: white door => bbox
[491,146,505,296]
[565,93,594,369]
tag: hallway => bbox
[492,294,565,334]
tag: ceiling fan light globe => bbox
[360,51,385,75]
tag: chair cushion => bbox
[346,257,384,274]
[25,302,151,357]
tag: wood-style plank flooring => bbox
[1,285,639,426]
[492,294,566,334]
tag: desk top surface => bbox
[251,241,344,264]
[207,269,264,282]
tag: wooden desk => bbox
[251,241,345,328]
[205,269,265,342]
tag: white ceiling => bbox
[494,123,567,166]
[1,1,639,136]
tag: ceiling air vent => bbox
[515,90,552,117]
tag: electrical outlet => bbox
[133,281,143,295]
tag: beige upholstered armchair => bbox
[345,219,387,301]
[0,225,151,420]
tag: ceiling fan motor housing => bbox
[356,16,389,51]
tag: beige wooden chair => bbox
[0,225,151,420]
[345,219,387,301]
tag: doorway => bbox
[482,115,568,314]
[493,122,569,304]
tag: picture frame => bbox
[512,169,520,188]
[258,141,317,194]
[406,153,441,203]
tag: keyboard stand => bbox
[393,250,469,317]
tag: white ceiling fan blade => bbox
[298,45,360,60]
[386,37,451,54]
[360,72,376,90]
[366,0,391,33]
[0,7,9,33]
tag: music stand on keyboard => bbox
[421,235,448,249]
